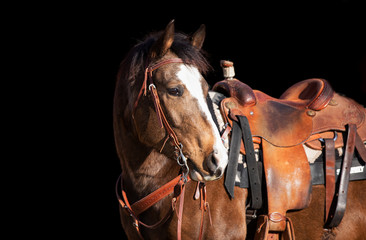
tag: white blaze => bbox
[176,65,228,172]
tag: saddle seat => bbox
[214,78,331,147]
[214,78,333,109]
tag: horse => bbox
[113,20,248,239]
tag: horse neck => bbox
[117,120,181,202]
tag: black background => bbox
[32,1,365,239]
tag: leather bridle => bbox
[133,58,190,181]
[117,58,213,239]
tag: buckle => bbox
[246,209,257,220]
[319,131,338,143]
[176,144,189,183]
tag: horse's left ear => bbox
[150,20,175,58]
[191,24,206,49]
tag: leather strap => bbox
[194,182,212,240]
[238,115,262,209]
[150,85,181,148]
[116,173,190,234]
[325,124,357,228]
[283,218,295,240]
[324,138,336,221]
[134,58,184,113]
[176,181,186,240]
[255,215,270,240]
[224,116,262,209]
[225,120,242,198]
[131,175,182,216]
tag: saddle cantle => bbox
[212,62,366,235]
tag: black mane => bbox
[118,31,211,88]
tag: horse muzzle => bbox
[189,147,228,182]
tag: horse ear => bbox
[150,20,175,58]
[191,24,206,49]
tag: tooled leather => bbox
[305,93,366,150]
[131,175,184,216]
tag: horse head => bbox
[115,20,228,182]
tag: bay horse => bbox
[114,20,248,239]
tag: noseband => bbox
[133,58,190,180]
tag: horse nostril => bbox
[214,168,222,177]
[206,151,220,175]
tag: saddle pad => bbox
[232,143,366,187]
[310,155,366,185]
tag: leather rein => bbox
[116,58,210,239]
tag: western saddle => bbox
[212,60,366,239]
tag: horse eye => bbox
[167,87,183,97]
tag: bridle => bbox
[116,58,211,240]
[133,57,190,181]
